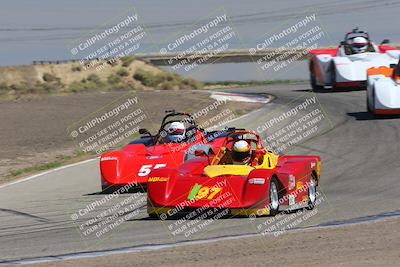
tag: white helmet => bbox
[166,122,186,143]
[350,37,368,54]
[232,140,251,163]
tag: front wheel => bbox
[269,178,280,216]
[330,63,338,90]
[310,62,323,91]
[366,94,371,113]
[306,175,318,210]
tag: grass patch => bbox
[9,150,95,178]
[10,162,64,177]
[71,65,82,72]
[43,73,60,83]
[120,56,135,67]
[0,81,64,96]
[133,68,203,90]
[116,68,129,77]
[107,73,122,84]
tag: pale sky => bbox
[0,0,399,65]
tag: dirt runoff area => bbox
[0,90,263,182]
[28,218,400,267]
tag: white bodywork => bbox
[312,45,400,87]
[367,74,400,113]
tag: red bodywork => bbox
[309,45,397,57]
[100,131,219,189]
[147,130,321,217]
[375,109,400,115]
[99,112,226,191]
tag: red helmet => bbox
[166,122,186,142]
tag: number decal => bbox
[196,187,210,200]
[188,184,223,201]
[207,187,222,200]
[154,163,167,169]
[138,163,167,177]
[138,165,152,177]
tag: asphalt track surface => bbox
[1,82,400,264]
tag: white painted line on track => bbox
[0,158,98,190]
[2,210,400,266]
[210,91,272,103]
[206,93,272,130]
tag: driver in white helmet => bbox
[165,121,186,143]
[231,140,252,165]
[349,36,369,54]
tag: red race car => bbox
[100,110,227,192]
[147,130,321,218]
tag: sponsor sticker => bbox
[148,177,169,182]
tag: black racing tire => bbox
[306,174,318,210]
[101,185,115,194]
[269,177,280,216]
[370,87,381,118]
[366,93,372,113]
[371,87,375,114]
[330,62,338,90]
[310,62,323,91]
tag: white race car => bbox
[367,60,400,115]
[309,28,400,91]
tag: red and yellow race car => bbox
[147,130,321,218]
[100,110,227,192]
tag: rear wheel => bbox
[306,175,317,210]
[269,177,280,216]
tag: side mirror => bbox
[194,150,208,157]
[255,148,266,156]
[194,149,213,164]
[340,41,346,46]
[381,39,390,45]
[139,128,150,135]
[390,64,396,69]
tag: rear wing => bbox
[308,48,338,57]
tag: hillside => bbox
[0,57,202,98]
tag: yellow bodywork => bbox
[204,165,254,178]
[254,152,279,170]
[204,152,279,178]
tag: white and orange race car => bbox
[367,59,400,115]
[309,28,400,91]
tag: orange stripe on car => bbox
[367,67,394,78]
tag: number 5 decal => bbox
[138,163,167,177]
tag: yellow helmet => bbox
[232,140,251,162]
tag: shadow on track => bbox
[86,186,147,195]
[347,112,400,121]
[293,87,365,93]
